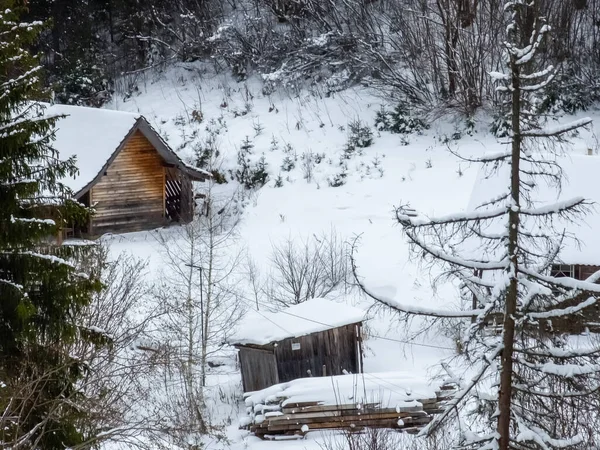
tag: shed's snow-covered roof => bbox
[229,298,365,346]
[47,104,142,194]
[469,153,600,265]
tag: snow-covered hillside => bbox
[99,64,599,449]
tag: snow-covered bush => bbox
[347,119,374,148]
[53,59,111,107]
[281,155,295,172]
[490,112,511,138]
[537,72,600,115]
[274,174,284,187]
[328,164,348,187]
[231,137,270,190]
[375,104,429,135]
[250,154,270,188]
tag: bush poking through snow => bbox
[269,135,279,152]
[301,150,315,182]
[281,155,295,172]
[490,113,511,138]
[274,174,284,187]
[251,155,270,188]
[233,137,270,189]
[537,72,600,115]
[347,119,374,148]
[375,104,428,135]
[328,165,348,187]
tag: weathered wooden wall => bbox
[239,346,279,393]
[578,265,600,280]
[274,324,361,383]
[238,323,363,393]
[90,131,166,235]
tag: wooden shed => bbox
[229,298,365,393]
[48,104,209,237]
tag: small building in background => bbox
[469,152,600,281]
[49,104,210,238]
[229,298,365,393]
[468,152,600,333]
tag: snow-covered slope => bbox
[100,64,599,449]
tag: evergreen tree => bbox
[26,0,113,106]
[0,2,101,448]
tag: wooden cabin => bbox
[48,104,209,237]
[229,298,365,393]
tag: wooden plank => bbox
[280,401,323,409]
[93,207,164,219]
[267,411,342,421]
[92,192,162,202]
[266,411,414,426]
[281,402,378,414]
[266,417,431,432]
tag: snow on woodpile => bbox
[244,370,438,407]
[468,153,600,265]
[47,104,141,193]
[241,371,456,438]
[228,298,365,346]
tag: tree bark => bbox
[497,54,521,450]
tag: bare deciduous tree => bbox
[70,245,170,449]
[153,184,244,447]
[268,228,350,307]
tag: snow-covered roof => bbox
[229,298,366,346]
[45,104,209,197]
[468,153,600,265]
[47,104,142,194]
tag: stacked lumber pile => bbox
[241,379,456,440]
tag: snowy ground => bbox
[99,63,600,449]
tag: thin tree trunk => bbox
[186,243,196,426]
[498,55,521,450]
[201,209,214,389]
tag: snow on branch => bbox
[404,230,509,271]
[448,148,512,164]
[515,420,583,449]
[516,344,600,359]
[0,278,24,291]
[520,268,600,294]
[521,118,592,138]
[13,251,75,268]
[513,383,600,398]
[525,296,596,320]
[350,240,484,318]
[358,281,484,318]
[518,197,586,217]
[396,205,508,228]
[521,66,555,80]
[518,358,600,378]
